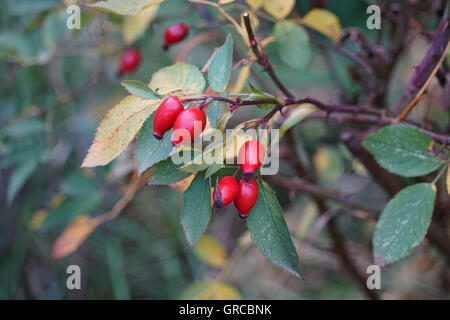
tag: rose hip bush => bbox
[1,0,449,299]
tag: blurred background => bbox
[1,0,449,299]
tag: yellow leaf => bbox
[49,193,66,208]
[295,202,318,239]
[122,5,159,44]
[52,215,100,259]
[302,8,342,43]
[81,96,161,167]
[194,234,227,267]
[180,280,243,300]
[148,62,206,95]
[313,147,330,171]
[86,0,163,16]
[263,0,295,20]
[245,0,264,10]
[230,64,251,93]
[29,209,49,230]
[446,165,450,194]
[219,0,235,4]
[170,174,195,193]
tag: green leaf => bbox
[208,34,233,92]
[373,183,436,266]
[137,113,174,174]
[42,10,68,51]
[149,62,205,95]
[3,118,45,138]
[9,0,58,15]
[148,156,192,185]
[0,32,35,65]
[247,180,301,277]
[207,101,227,129]
[248,83,281,109]
[86,0,163,16]
[181,171,212,247]
[7,160,38,204]
[274,20,311,70]
[363,124,443,177]
[121,80,163,99]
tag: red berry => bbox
[238,140,265,176]
[153,96,184,139]
[213,176,239,208]
[119,49,142,75]
[164,23,189,48]
[234,178,259,218]
[171,105,206,145]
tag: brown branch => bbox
[392,17,450,116]
[243,12,294,98]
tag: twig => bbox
[392,16,450,116]
[243,12,294,98]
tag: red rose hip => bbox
[171,105,206,145]
[153,96,184,139]
[213,176,239,208]
[234,178,259,218]
[164,23,189,49]
[238,140,265,177]
[119,49,142,75]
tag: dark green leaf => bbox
[121,80,163,100]
[7,160,37,204]
[363,124,443,177]
[181,171,211,247]
[149,156,192,185]
[208,34,233,92]
[247,180,301,277]
[137,113,175,174]
[274,20,311,70]
[373,183,436,266]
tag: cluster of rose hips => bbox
[118,23,189,75]
[213,140,264,219]
[153,96,264,218]
[153,96,206,145]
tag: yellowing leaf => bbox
[180,280,243,300]
[447,165,450,194]
[194,234,227,267]
[149,62,206,95]
[245,0,264,10]
[52,215,100,259]
[49,193,66,208]
[263,0,295,20]
[313,148,331,171]
[231,64,251,93]
[29,209,49,230]
[82,96,161,167]
[302,8,342,43]
[295,202,318,239]
[170,174,195,193]
[219,0,235,4]
[86,0,163,16]
[122,5,159,44]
